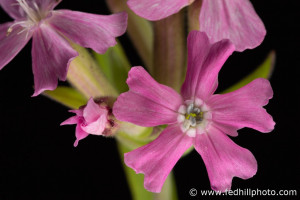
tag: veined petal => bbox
[113,67,182,127]
[124,125,193,193]
[0,0,60,20]
[83,98,108,124]
[200,0,266,52]
[181,31,235,101]
[32,0,61,11]
[208,78,275,133]
[81,115,107,135]
[31,24,78,96]
[194,126,257,192]
[127,0,191,21]
[0,22,32,70]
[0,0,25,19]
[212,123,239,137]
[49,10,128,54]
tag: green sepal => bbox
[223,51,276,94]
[43,86,87,109]
[93,42,130,93]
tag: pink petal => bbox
[69,109,83,116]
[113,67,182,127]
[181,31,235,101]
[0,22,32,70]
[194,126,257,192]
[31,24,78,96]
[60,116,79,125]
[32,0,61,11]
[81,115,107,135]
[200,0,266,52]
[74,123,89,147]
[127,0,190,21]
[124,125,193,193]
[49,10,128,54]
[0,0,60,20]
[208,78,275,133]
[212,123,239,137]
[83,98,107,124]
[0,0,25,19]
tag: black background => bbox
[0,0,299,199]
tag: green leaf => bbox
[43,86,87,109]
[223,51,276,94]
[94,42,130,93]
[117,141,178,200]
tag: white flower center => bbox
[18,0,43,23]
[7,0,49,36]
[177,98,212,137]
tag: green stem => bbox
[153,11,186,92]
[188,0,202,31]
[106,0,154,73]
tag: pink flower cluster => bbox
[0,0,275,194]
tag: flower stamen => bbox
[178,99,211,137]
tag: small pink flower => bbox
[0,0,128,96]
[113,31,275,193]
[61,98,114,147]
[127,0,265,51]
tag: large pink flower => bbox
[113,31,275,193]
[127,0,265,51]
[61,98,114,147]
[0,0,128,96]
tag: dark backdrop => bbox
[0,0,299,199]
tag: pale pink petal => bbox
[74,122,89,147]
[124,125,193,193]
[69,109,83,116]
[60,116,79,125]
[0,22,32,70]
[113,67,182,127]
[32,0,61,11]
[0,0,60,20]
[83,98,107,124]
[200,0,266,52]
[181,31,235,101]
[127,0,190,21]
[208,78,275,133]
[0,0,25,19]
[194,126,257,192]
[49,10,128,54]
[81,115,107,135]
[31,24,78,96]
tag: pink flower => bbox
[61,98,114,147]
[127,0,265,51]
[0,0,128,96]
[113,31,275,193]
